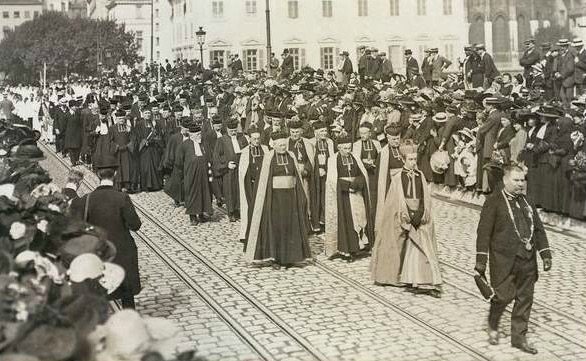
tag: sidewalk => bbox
[430,184,586,236]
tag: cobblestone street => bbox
[41,144,586,361]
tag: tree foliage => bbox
[0,11,142,84]
[533,24,575,48]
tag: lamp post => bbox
[195,26,206,67]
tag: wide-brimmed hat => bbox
[59,234,117,267]
[535,104,562,118]
[68,253,125,294]
[432,112,448,123]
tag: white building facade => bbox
[104,0,173,65]
[169,0,468,74]
[0,0,43,42]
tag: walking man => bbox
[475,164,552,354]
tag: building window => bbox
[320,47,335,71]
[157,51,160,60]
[61,2,65,12]
[2,11,8,19]
[388,45,404,71]
[136,5,143,19]
[13,11,20,18]
[287,48,306,70]
[443,0,452,15]
[156,37,160,46]
[245,49,258,71]
[155,9,159,18]
[322,0,332,17]
[358,0,368,16]
[288,0,298,19]
[155,22,159,31]
[444,43,454,62]
[246,0,257,15]
[24,11,30,18]
[390,0,399,16]
[34,11,39,18]
[210,50,226,67]
[417,0,426,15]
[212,1,224,18]
[50,4,54,10]
[136,31,143,51]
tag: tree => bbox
[0,11,143,84]
[533,24,575,48]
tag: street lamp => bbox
[196,26,206,67]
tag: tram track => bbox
[41,142,586,360]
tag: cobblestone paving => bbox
[41,146,586,361]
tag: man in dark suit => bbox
[229,55,244,77]
[519,38,540,87]
[70,166,142,309]
[404,49,419,84]
[476,97,503,193]
[475,164,552,354]
[476,44,500,89]
[280,49,294,79]
[557,39,575,108]
[573,39,586,95]
[61,168,84,202]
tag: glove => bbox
[543,258,552,272]
[474,262,486,275]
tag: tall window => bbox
[358,0,368,16]
[245,49,258,71]
[136,4,143,19]
[390,0,399,16]
[320,47,335,71]
[157,51,160,60]
[287,48,306,70]
[417,0,426,15]
[155,9,159,18]
[322,0,332,17]
[210,50,226,67]
[444,43,454,62]
[136,31,143,51]
[13,11,20,18]
[388,45,404,71]
[155,22,159,32]
[246,0,257,15]
[443,0,452,15]
[61,2,65,11]
[3,11,9,18]
[156,37,160,46]
[212,1,224,18]
[24,11,30,18]
[288,0,298,18]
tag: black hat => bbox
[536,104,563,118]
[180,116,192,129]
[336,134,352,145]
[8,144,45,161]
[270,131,288,140]
[211,114,222,124]
[226,119,239,129]
[114,109,126,117]
[248,124,262,135]
[312,120,327,130]
[187,121,202,133]
[288,119,303,129]
[99,105,110,115]
[358,122,373,129]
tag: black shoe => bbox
[271,262,281,270]
[198,214,210,223]
[229,215,237,222]
[190,216,199,226]
[328,253,342,261]
[173,201,181,208]
[512,341,538,354]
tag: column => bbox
[484,21,493,55]
[509,19,519,65]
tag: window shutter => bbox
[300,48,306,67]
[209,51,213,67]
[225,50,231,68]
[258,48,265,71]
[242,50,247,70]
[320,48,324,70]
[334,47,339,71]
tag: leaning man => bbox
[475,164,552,354]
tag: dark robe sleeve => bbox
[476,194,497,265]
[122,194,141,231]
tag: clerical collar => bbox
[65,183,77,191]
[99,180,114,187]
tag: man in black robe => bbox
[163,117,188,207]
[243,132,312,269]
[324,135,374,261]
[213,118,249,222]
[136,106,164,192]
[310,121,334,233]
[110,110,132,192]
[63,99,83,166]
[176,121,214,225]
[203,115,225,206]
[238,125,268,243]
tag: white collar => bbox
[65,183,77,191]
[99,180,114,187]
